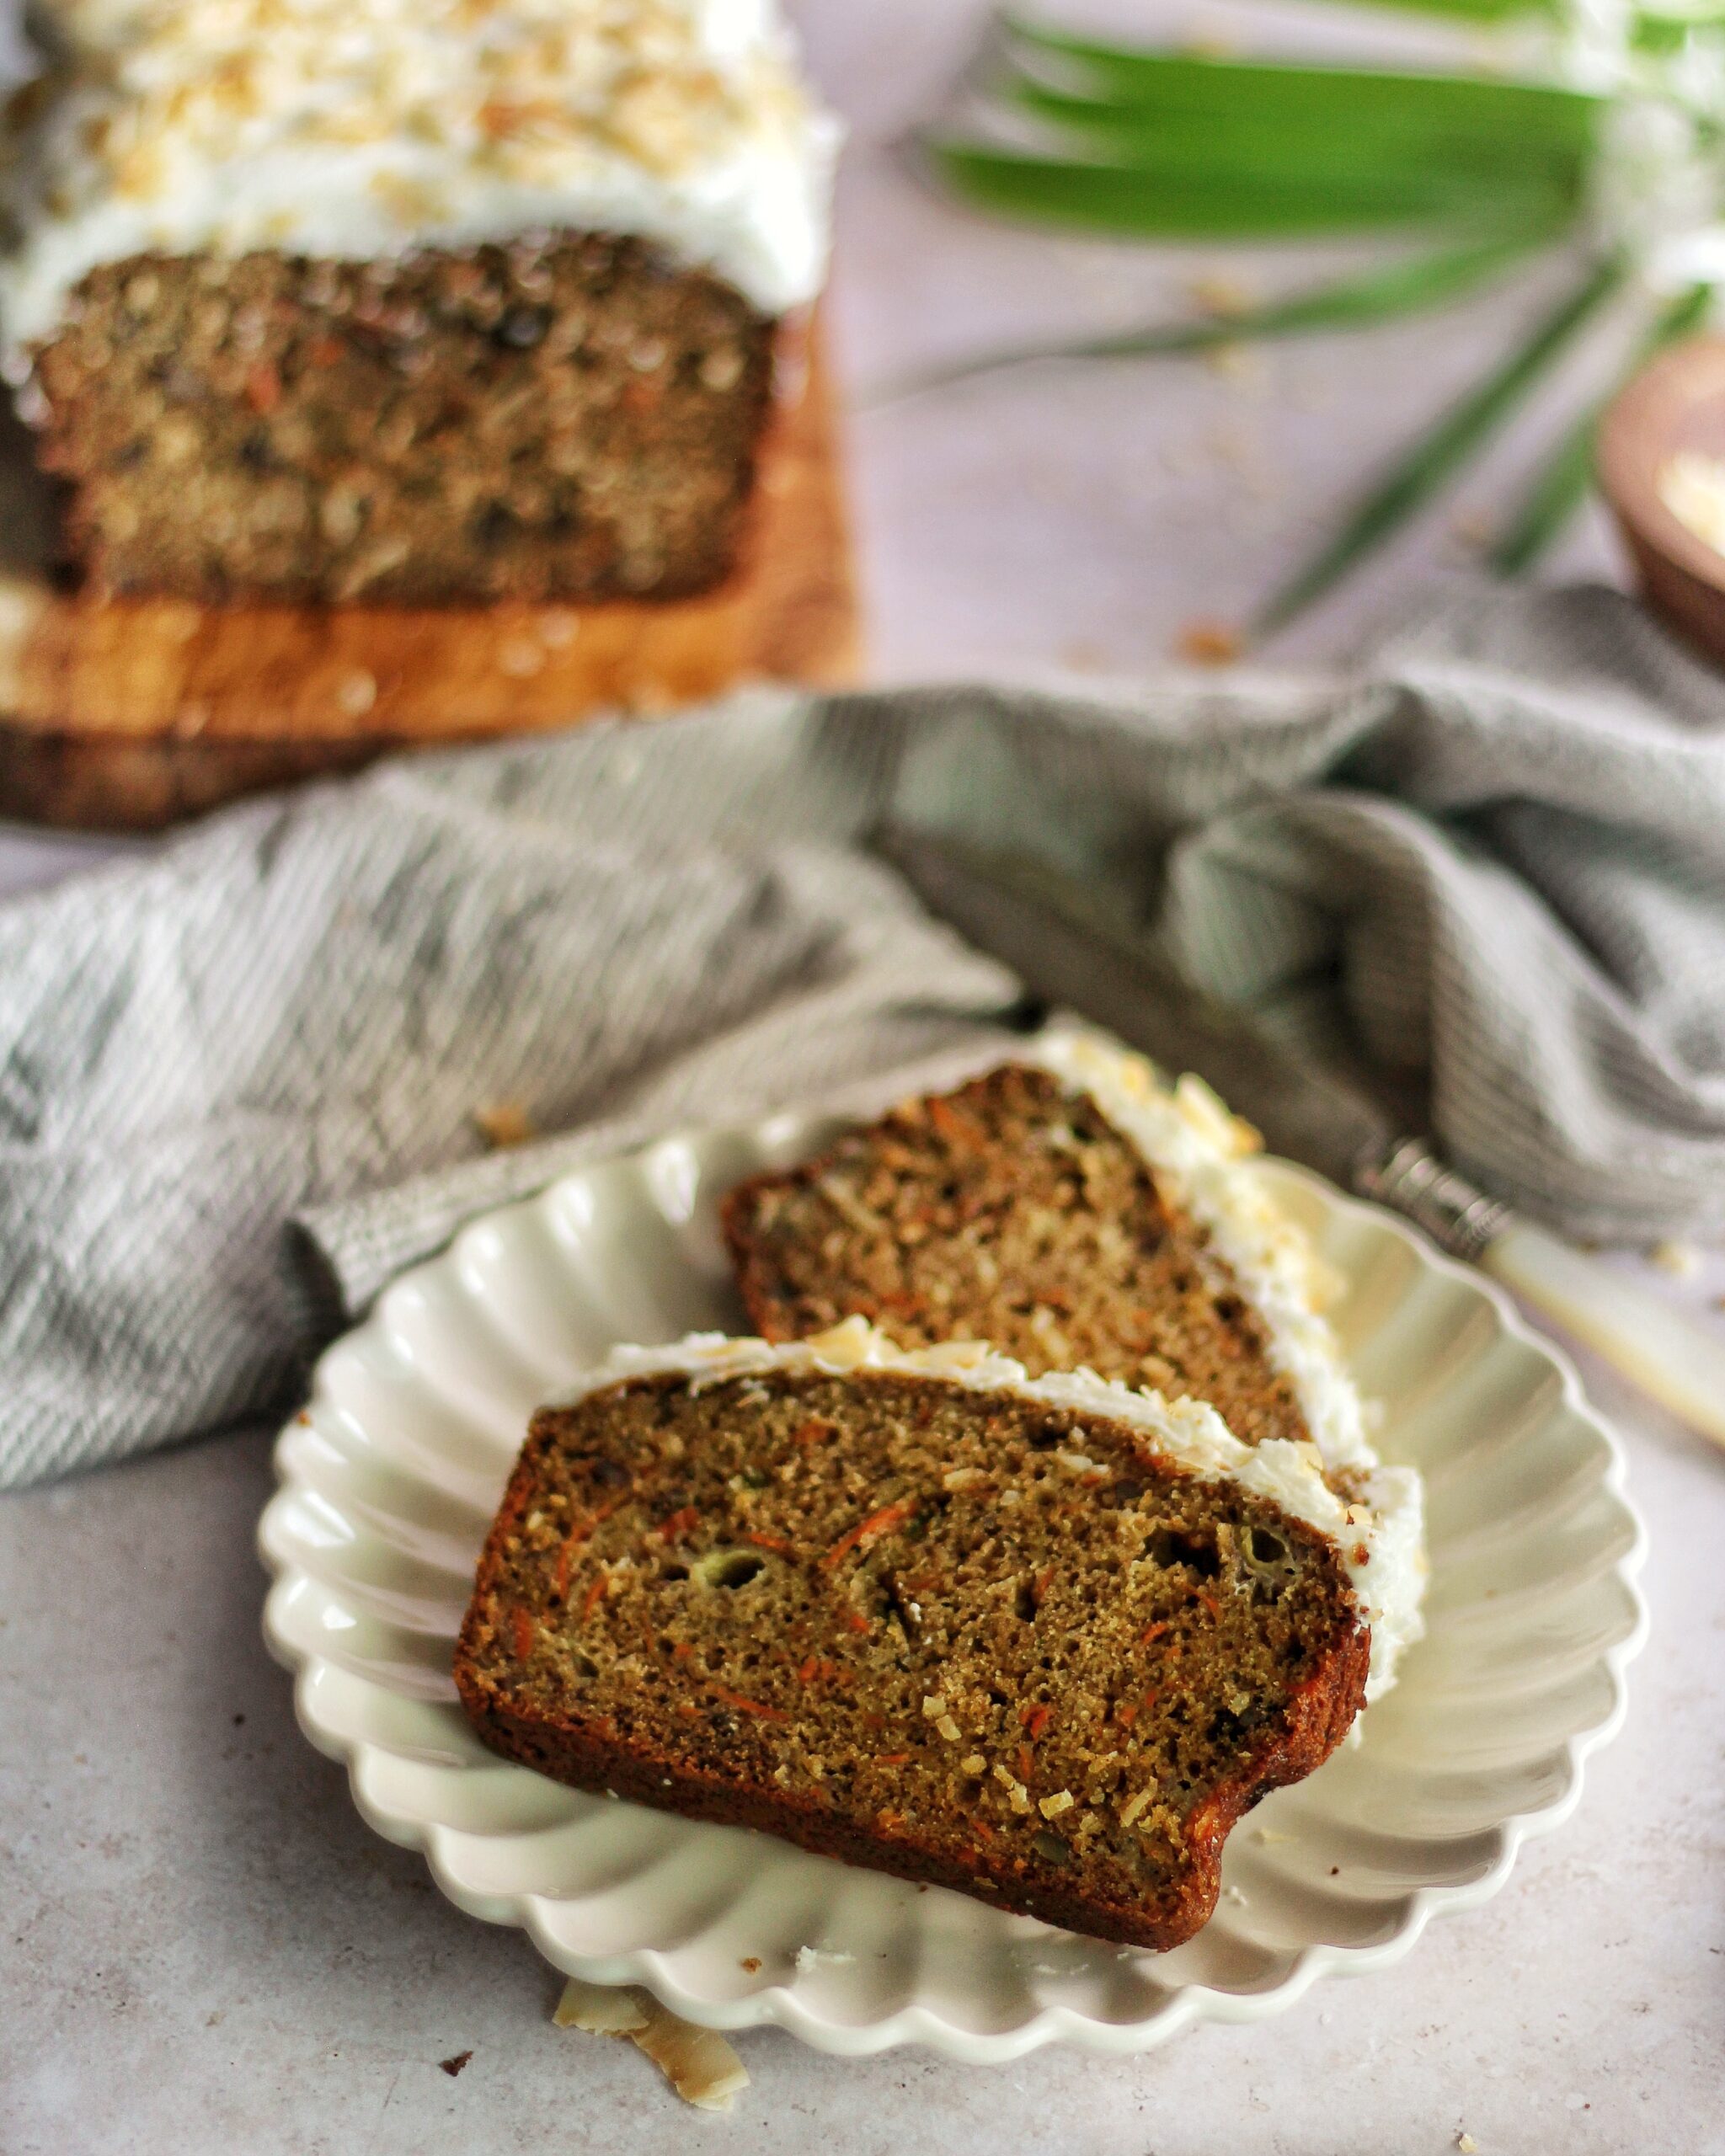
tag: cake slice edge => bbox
[454,1323,1398,1949]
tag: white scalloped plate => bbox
[260,1113,1646,2061]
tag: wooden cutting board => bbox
[0,330,858,830]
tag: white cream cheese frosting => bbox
[1025,1027,1375,1475]
[557,1317,1426,1701]
[1017,1028,1427,1694]
[0,0,838,355]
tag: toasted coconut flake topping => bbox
[1,0,837,350]
[554,1976,748,2111]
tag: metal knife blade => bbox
[886,830,1394,1187]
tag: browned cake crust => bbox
[722,1063,1316,1449]
[24,232,782,605]
[454,1365,1368,1950]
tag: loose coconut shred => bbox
[553,1976,750,2112]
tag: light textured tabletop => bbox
[3,4,1724,2151]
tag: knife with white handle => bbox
[1359,1139,1725,1447]
[889,831,1725,1454]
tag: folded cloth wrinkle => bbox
[3,584,1723,1487]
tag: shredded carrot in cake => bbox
[820,1497,918,1569]
[553,1494,628,1597]
[707,1684,788,1722]
[927,1096,985,1149]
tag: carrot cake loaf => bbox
[455,1323,1423,1949]
[0,0,837,602]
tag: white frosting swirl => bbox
[1025,1027,1374,1474]
[0,0,838,354]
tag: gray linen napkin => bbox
[4,582,1724,1489]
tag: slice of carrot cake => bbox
[456,1323,1421,1949]
[723,1031,1372,1474]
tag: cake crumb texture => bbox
[723,1063,1319,1449]
[28,234,778,602]
[456,1363,1369,1949]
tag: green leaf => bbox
[1005,86,1590,204]
[1011,76,1589,154]
[1000,23,1599,142]
[872,233,1546,403]
[930,30,1599,242]
[1489,281,1714,574]
[1483,408,1601,577]
[926,141,1576,238]
[1256,254,1626,631]
[1293,0,1556,20]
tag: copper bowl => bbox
[1598,333,1725,667]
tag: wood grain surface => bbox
[0,331,858,830]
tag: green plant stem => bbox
[1000,20,1598,139]
[991,94,1590,226]
[1255,253,1627,632]
[1488,282,1713,574]
[871,234,1546,404]
[1009,82,1591,168]
[924,141,1574,238]
[1282,0,1557,21]
[927,38,1594,242]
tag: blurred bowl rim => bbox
[1598,330,1725,604]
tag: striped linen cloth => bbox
[3,583,1722,1486]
